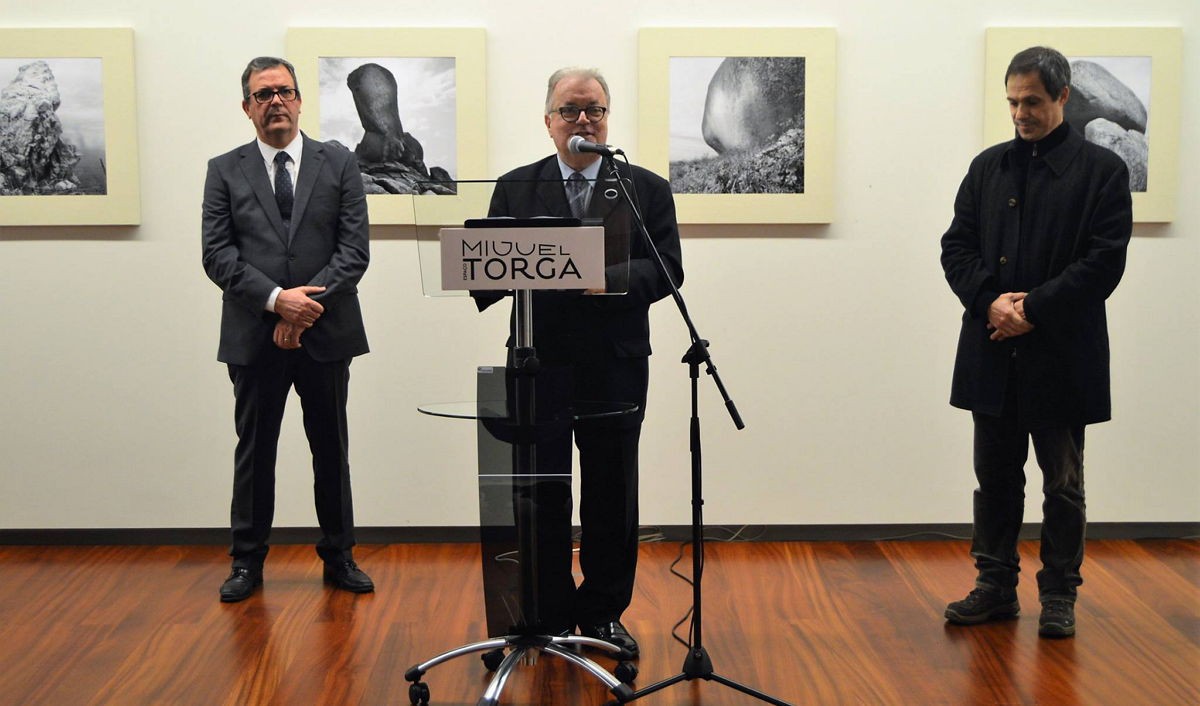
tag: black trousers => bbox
[520,420,641,632]
[574,421,641,625]
[513,349,646,632]
[227,347,356,568]
[971,374,1086,601]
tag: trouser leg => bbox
[971,409,1028,593]
[1032,425,1086,601]
[227,356,291,568]
[292,354,356,565]
[574,422,641,624]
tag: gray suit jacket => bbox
[202,134,370,365]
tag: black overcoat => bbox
[941,127,1132,429]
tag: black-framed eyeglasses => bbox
[249,87,300,104]
[553,105,608,122]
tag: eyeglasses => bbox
[249,87,300,104]
[553,105,608,122]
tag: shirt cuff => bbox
[265,286,282,313]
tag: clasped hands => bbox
[273,285,326,350]
[987,292,1034,341]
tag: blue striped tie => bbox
[566,171,588,219]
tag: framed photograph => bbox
[287,27,486,225]
[0,28,139,226]
[638,28,836,224]
[985,27,1182,222]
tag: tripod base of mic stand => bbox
[405,634,637,706]
[613,646,793,706]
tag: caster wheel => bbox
[408,681,430,705]
[615,660,638,684]
[482,648,505,671]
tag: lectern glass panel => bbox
[476,364,574,636]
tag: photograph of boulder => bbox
[0,58,106,196]
[1066,56,1151,192]
[668,56,805,194]
[318,57,457,195]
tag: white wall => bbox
[1,0,1196,530]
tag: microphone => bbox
[568,135,624,157]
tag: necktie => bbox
[566,171,589,219]
[274,151,294,223]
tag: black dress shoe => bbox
[580,620,639,658]
[323,560,374,593]
[219,567,262,603]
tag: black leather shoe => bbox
[323,560,374,593]
[219,567,262,603]
[580,620,639,658]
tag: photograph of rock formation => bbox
[0,58,106,196]
[318,57,457,196]
[668,56,805,194]
[1066,56,1151,192]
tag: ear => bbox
[1058,85,1071,105]
[242,99,252,119]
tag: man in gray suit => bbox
[202,57,373,602]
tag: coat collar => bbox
[1002,122,1084,177]
[290,134,325,240]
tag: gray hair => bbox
[1005,46,1071,100]
[544,67,610,114]
[241,56,299,101]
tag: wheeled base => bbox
[405,633,637,705]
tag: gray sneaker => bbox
[945,587,1020,625]
[1038,600,1076,638]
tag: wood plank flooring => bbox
[0,539,1195,705]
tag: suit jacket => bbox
[476,155,684,373]
[941,126,1132,429]
[202,134,370,365]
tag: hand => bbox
[274,285,326,327]
[1014,296,1027,321]
[273,320,304,349]
[987,292,1034,341]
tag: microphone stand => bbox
[603,157,793,706]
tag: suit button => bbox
[999,256,1008,265]
[1008,197,1017,207]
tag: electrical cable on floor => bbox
[865,529,973,541]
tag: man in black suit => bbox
[940,47,1132,637]
[202,57,373,602]
[475,67,684,656]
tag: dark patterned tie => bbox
[274,151,294,223]
[566,171,589,219]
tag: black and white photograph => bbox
[318,57,457,195]
[984,27,1182,222]
[1066,55,1151,192]
[668,56,805,195]
[0,57,106,196]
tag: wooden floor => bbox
[0,539,1196,706]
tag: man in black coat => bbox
[940,47,1132,637]
[474,67,683,656]
[202,57,374,602]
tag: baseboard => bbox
[1,522,1195,546]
